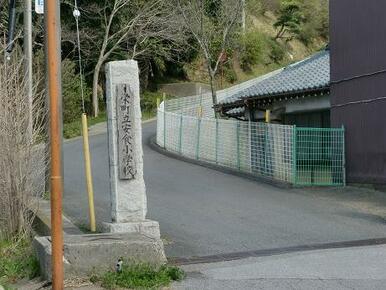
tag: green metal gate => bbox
[293,126,345,186]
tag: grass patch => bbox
[42,191,50,201]
[91,263,185,290]
[63,112,107,139]
[0,238,40,286]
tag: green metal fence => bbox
[157,102,345,187]
[294,126,345,186]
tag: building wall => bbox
[330,0,386,183]
[284,110,330,128]
[250,95,330,126]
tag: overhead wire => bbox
[73,0,85,113]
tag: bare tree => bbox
[176,0,243,116]
[0,51,47,241]
[71,0,187,117]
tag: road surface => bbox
[63,121,386,258]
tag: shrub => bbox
[141,91,159,114]
[297,0,329,45]
[297,25,315,46]
[239,31,266,71]
[141,91,168,119]
[223,65,238,83]
[267,39,286,63]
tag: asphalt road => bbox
[63,121,386,258]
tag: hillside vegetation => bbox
[0,0,328,127]
[185,0,328,88]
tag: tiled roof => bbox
[226,107,245,116]
[219,49,330,106]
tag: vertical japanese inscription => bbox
[117,84,137,180]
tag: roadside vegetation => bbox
[90,263,185,289]
[63,112,107,139]
[0,54,45,288]
[0,239,40,288]
[63,90,166,139]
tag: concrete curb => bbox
[148,135,292,190]
[33,199,83,236]
[169,237,386,265]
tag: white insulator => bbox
[73,9,80,18]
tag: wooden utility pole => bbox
[45,0,64,288]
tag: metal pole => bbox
[24,0,33,140]
[163,93,166,149]
[215,118,219,165]
[292,125,297,185]
[46,0,64,288]
[236,121,241,170]
[342,125,346,186]
[196,87,202,160]
[179,114,183,154]
[198,87,203,118]
[196,117,201,160]
[248,120,252,173]
[265,109,271,123]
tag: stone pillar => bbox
[103,60,161,239]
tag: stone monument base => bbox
[102,219,161,239]
[34,233,167,281]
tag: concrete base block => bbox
[102,219,161,239]
[34,233,167,281]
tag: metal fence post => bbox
[163,93,166,149]
[264,124,268,175]
[237,121,241,170]
[215,118,219,164]
[249,120,252,173]
[199,87,203,118]
[292,125,297,185]
[342,125,346,186]
[196,117,201,160]
[179,114,183,154]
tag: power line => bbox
[73,0,86,113]
[331,96,386,109]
